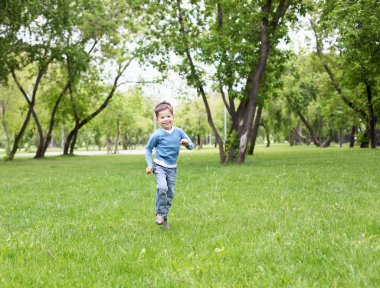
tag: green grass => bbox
[0,145,379,287]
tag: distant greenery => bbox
[1,1,379,161]
[1,146,379,287]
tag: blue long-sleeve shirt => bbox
[145,126,194,168]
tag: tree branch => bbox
[271,0,288,31]
[310,18,368,120]
[219,84,231,114]
[176,0,226,162]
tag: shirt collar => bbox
[161,127,174,134]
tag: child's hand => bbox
[180,139,189,147]
[146,166,153,174]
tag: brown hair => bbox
[154,101,173,117]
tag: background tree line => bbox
[1,0,379,162]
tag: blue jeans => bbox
[153,163,177,219]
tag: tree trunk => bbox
[235,14,270,163]
[106,138,112,154]
[247,106,262,155]
[365,82,377,148]
[294,122,308,144]
[349,125,356,148]
[234,0,288,163]
[196,134,202,149]
[322,137,332,148]
[32,106,45,159]
[114,118,120,154]
[63,120,79,155]
[1,118,11,151]
[261,123,270,147]
[123,133,129,150]
[1,100,11,151]
[35,82,70,158]
[339,128,343,148]
[7,65,49,160]
[7,109,32,160]
[360,129,370,148]
[69,126,79,154]
[64,81,81,155]
[298,112,321,147]
[63,129,73,154]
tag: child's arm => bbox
[180,129,194,150]
[180,139,190,147]
[146,166,153,174]
[145,133,157,174]
[145,147,154,174]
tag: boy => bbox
[145,101,193,229]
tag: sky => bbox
[120,62,192,107]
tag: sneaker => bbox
[162,221,170,229]
[155,214,164,225]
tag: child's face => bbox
[157,108,173,130]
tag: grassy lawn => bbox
[0,145,379,287]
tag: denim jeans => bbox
[153,163,177,219]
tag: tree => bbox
[278,52,351,147]
[1,0,146,159]
[315,0,380,148]
[121,88,152,149]
[61,1,145,155]
[144,0,305,163]
[1,1,99,159]
[62,59,134,155]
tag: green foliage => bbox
[309,0,380,147]
[225,130,238,156]
[0,83,26,149]
[176,97,210,138]
[276,52,355,143]
[90,86,152,149]
[143,0,302,99]
[357,130,370,148]
[175,93,227,146]
[1,0,378,156]
[1,0,147,157]
[141,0,308,162]
[322,0,380,86]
